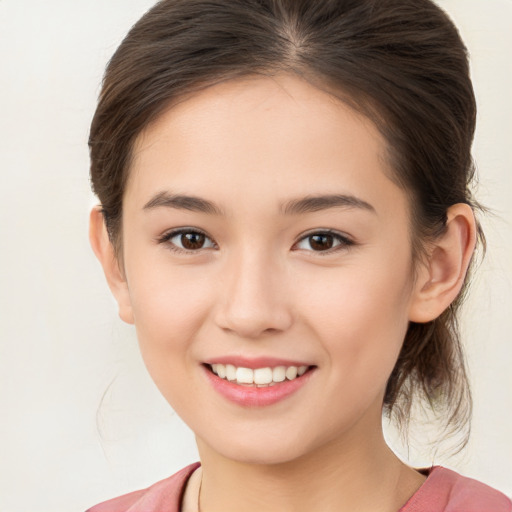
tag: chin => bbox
[198,425,330,467]
[220,442,307,466]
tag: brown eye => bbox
[294,231,353,253]
[180,232,206,250]
[162,229,216,252]
[309,234,335,251]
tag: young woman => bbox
[87,0,511,510]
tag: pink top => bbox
[87,463,511,512]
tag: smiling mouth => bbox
[206,363,313,387]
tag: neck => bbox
[196,420,425,512]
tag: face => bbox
[119,73,420,465]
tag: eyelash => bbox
[157,228,355,255]
[157,228,218,254]
[294,229,355,255]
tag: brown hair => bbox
[89,0,484,445]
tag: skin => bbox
[90,73,476,512]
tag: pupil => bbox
[182,232,205,250]
[310,234,333,251]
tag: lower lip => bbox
[202,366,315,407]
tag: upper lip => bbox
[203,356,314,369]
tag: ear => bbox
[89,206,134,324]
[408,203,477,323]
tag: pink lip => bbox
[203,356,311,369]
[201,364,315,407]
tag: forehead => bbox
[127,73,404,219]
[133,73,383,158]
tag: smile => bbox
[203,360,316,407]
[209,364,309,387]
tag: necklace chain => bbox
[197,476,202,512]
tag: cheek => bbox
[126,267,216,413]
[126,257,214,360]
[299,257,413,386]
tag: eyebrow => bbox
[143,191,224,215]
[143,191,376,216]
[280,194,376,216]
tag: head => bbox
[89,0,482,460]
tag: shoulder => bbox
[85,462,200,512]
[401,466,512,512]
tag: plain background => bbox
[0,1,510,510]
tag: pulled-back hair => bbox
[89,0,484,445]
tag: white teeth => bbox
[254,367,273,385]
[217,364,226,379]
[272,366,286,383]
[236,367,254,384]
[226,364,237,381]
[285,366,298,380]
[210,363,309,385]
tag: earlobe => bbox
[89,206,134,324]
[408,203,477,323]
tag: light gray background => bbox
[0,1,510,510]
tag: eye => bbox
[158,228,217,253]
[294,230,354,253]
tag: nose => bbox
[214,248,294,339]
